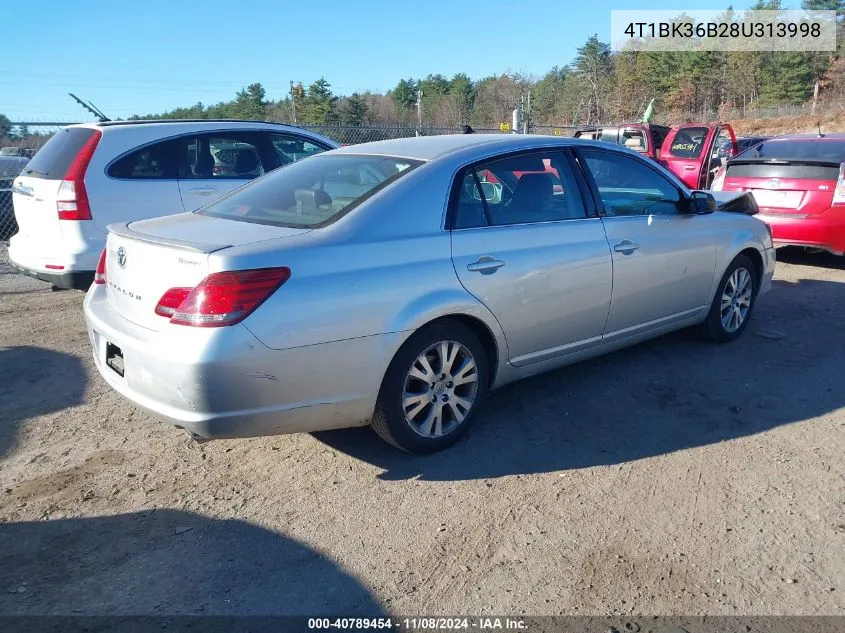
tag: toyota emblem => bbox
[117,247,127,268]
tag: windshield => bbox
[741,138,845,161]
[197,154,422,228]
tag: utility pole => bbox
[416,89,423,136]
[290,81,297,124]
[524,91,531,134]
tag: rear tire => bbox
[371,319,489,454]
[699,254,757,343]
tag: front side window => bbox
[453,151,586,229]
[197,154,420,228]
[580,150,682,217]
[182,133,266,180]
[272,134,327,166]
[668,126,709,159]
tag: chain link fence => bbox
[0,121,577,244]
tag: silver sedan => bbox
[84,135,776,453]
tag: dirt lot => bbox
[0,244,843,617]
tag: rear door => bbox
[94,136,186,229]
[177,132,273,211]
[12,126,98,244]
[450,149,612,366]
[661,124,735,189]
[575,147,717,339]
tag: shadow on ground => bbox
[0,510,383,617]
[0,346,87,458]
[315,276,845,481]
[776,246,845,270]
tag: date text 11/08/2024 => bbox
[307,617,528,630]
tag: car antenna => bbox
[817,121,825,138]
[68,93,110,122]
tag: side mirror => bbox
[685,190,717,215]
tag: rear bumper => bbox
[8,227,103,289]
[9,260,93,289]
[83,284,395,440]
[759,208,845,255]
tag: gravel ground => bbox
[0,243,843,617]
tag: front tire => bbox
[371,320,489,454]
[700,254,757,343]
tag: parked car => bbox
[720,135,770,158]
[0,155,29,239]
[84,134,774,453]
[8,120,337,289]
[659,122,738,189]
[573,123,671,160]
[711,133,845,255]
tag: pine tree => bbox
[304,78,338,124]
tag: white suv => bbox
[9,120,337,289]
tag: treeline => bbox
[124,0,845,128]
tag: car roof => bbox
[329,134,605,161]
[71,119,314,134]
[766,133,845,141]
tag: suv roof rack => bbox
[96,119,302,128]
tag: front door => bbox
[575,148,717,342]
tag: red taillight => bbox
[155,267,290,327]
[154,287,191,317]
[94,248,107,284]
[57,130,102,221]
[833,162,845,206]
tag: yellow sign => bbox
[553,128,562,136]
[500,122,510,132]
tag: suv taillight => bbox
[94,248,107,284]
[833,162,845,205]
[154,268,291,327]
[711,165,727,191]
[57,129,102,221]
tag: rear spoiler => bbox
[108,222,233,253]
[728,157,842,167]
[710,191,759,216]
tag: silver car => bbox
[83,135,776,453]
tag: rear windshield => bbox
[197,154,422,228]
[740,138,845,161]
[22,127,97,180]
[668,126,708,159]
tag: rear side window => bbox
[108,139,181,179]
[668,126,709,159]
[22,127,97,179]
[197,154,421,228]
[453,151,586,229]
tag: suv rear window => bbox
[669,127,708,159]
[197,154,422,228]
[22,127,98,180]
[743,138,845,161]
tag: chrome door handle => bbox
[187,186,218,195]
[683,165,697,171]
[467,256,505,273]
[613,241,640,254]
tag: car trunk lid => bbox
[722,160,839,215]
[104,213,311,331]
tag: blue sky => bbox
[2,0,769,122]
